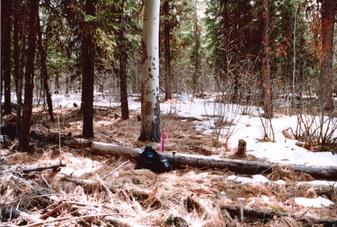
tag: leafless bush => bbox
[203,80,242,150]
[289,113,337,152]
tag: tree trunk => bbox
[16,0,26,137]
[13,0,23,135]
[163,0,172,100]
[139,0,161,142]
[192,1,201,96]
[118,4,129,120]
[81,0,96,138]
[261,0,273,118]
[2,0,13,115]
[37,14,54,122]
[19,0,39,152]
[320,0,336,112]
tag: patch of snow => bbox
[226,174,269,184]
[294,196,334,208]
[275,180,287,185]
[60,153,103,177]
[297,180,337,188]
[95,120,114,126]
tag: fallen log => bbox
[84,142,337,180]
[28,130,337,181]
[221,205,337,225]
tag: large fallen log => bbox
[28,129,337,181]
[74,141,337,181]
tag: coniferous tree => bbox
[2,0,13,115]
[19,0,39,152]
[261,0,273,118]
[320,0,336,111]
[81,0,96,138]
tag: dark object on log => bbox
[26,131,337,180]
[234,139,246,158]
[221,205,337,225]
[73,103,78,107]
[137,115,141,121]
[135,145,171,173]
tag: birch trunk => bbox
[139,0,161,142]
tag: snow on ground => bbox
[159,95,337,167]
[60,152,103,177]
[49,92,337,168]
[226,174,337,188]
[294,197,334,208]
[226,174,270,184]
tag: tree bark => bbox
[261,0,273,118]
[118,3,129,120]
[320,0,336,112]
[139,0,161,142]
[13,0,24,135]
[37,14,54,122]
[81,0,96,138]
[19,0,39,152]
[2,0,13,115]
[163,0,172,100]
[192,1,201,96]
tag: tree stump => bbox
[234,139,247,158]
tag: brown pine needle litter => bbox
[1,109,336,226]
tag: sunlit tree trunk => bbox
[2,0,13,115]
[261,0,273,118]
[163,0,172,100]
[320,0,336,112]
[139,0,161,142]
[19,0,39,152]
[81,0,96,138]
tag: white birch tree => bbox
[139,0,161,142]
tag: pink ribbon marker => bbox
[160,130,169,153]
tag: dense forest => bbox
[0,0,337,226]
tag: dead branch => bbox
[21,161,65,173]
[221,205,337,225]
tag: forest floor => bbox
[1,95,337,226]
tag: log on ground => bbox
[87,142,337,180]
[28,130,337,181]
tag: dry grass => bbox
[1,106,336,226]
